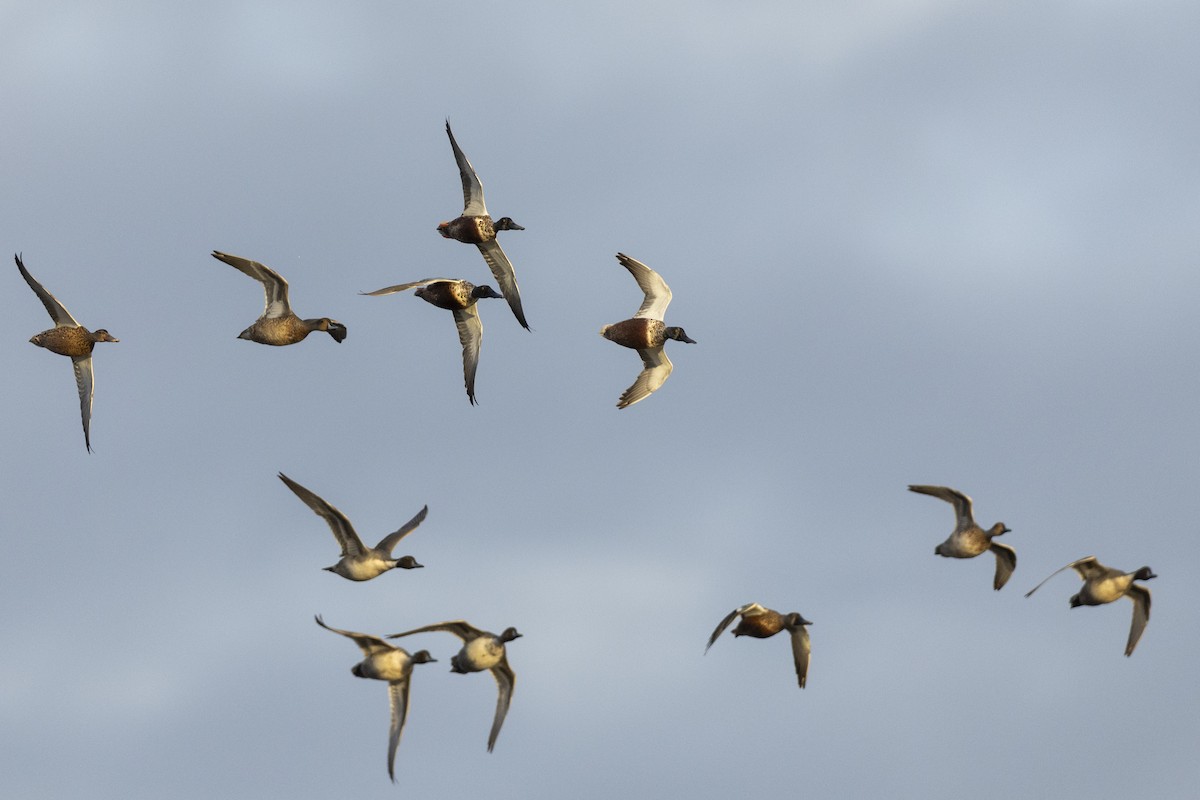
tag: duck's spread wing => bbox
[487,656,515,752]
[615,253,672,320]
[314,615,392,657]
[907,485,974,529]
[452,306,484,405]
[375,505,429,554]
[16,254,80,327]
[476,239,528,329]
[1025,556,1096,598]
[360,279,448,297]
[71,355,94,452]
[279,473,366,557]
[387,620,482,643]
[1125,584,1151,657]
[705,608,742,652]
[212,251,292,318]
[989,542,1017,591]
[386,678,411,781]
[616,347,673,409]
[445,121,487,216]
[790,625,811,689]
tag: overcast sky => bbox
[3,2,1199,797]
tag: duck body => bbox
[453,634,509,673]
[600,317,668,350]
[237,314,345,346]
[29,325,118,358]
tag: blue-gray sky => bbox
[3,2,1199,797]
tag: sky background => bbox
[3,1,1199,797]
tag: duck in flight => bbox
[211,251,346,345]
[600,253,695,409]
[361,278,501,405]
[279,473,427,581]
[315,615,437,782]
[705,603,812,688]
[1025,556,1156,656]
[437,122,529,331]
[16,253,119,452]
[388,620,521,751]
[908,484,1016,590]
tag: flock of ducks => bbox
[15,121,1157,785]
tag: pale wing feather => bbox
[452,306,484,405]
[71,355,94,452]
[790,625,811,689]
[314,615,393,657]
[705,608,741,653]
[990,542,1017,590]
[360,279,452,297]
[375,505,429,554]
[445,121,487,216]
[704,603,766,652]
[279,473,366,557]
[615,253,672,320]
[487,657,515,752]
[907,485,975,529]
[1024,556,1097,598]
[387,620,483,643]
[212,251,292,318]
[16,255,80,327]
[386,680,410,781]
[1124,584,1151,657]
[616,347,672,409]
[476,239,528,329]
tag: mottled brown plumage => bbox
[17,253,118,452]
